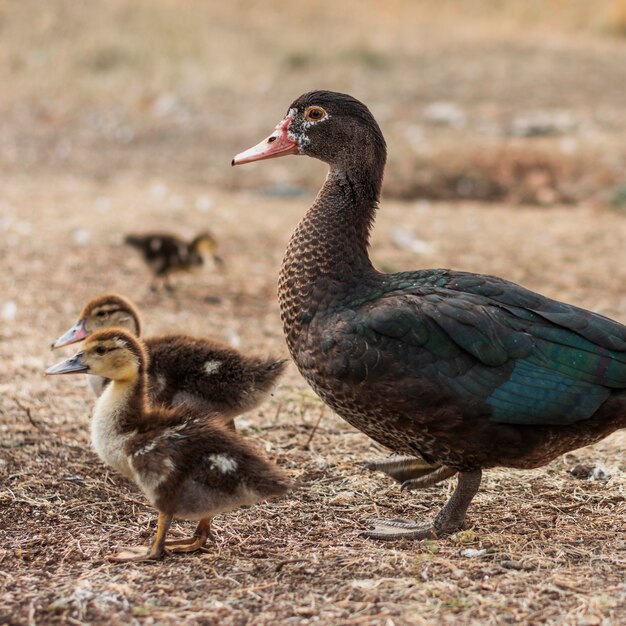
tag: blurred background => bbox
[3,4,626,623]
[3,0,626,206]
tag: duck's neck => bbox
[91,370,149,477]
[279,164,382,347]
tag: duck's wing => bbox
[337,271,626,426]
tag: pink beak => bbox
[50,320,89,349]
[232,118,299,166]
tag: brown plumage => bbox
[45,329,291,562]
[51,293,287,430]
[124,231,223,290]
[233,90,626,540]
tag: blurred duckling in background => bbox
[124,231,223,291]
[51,293,287,430]
[46,329,291,562]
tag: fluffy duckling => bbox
[51,293,287,430]
[124,231,223,291]
[46,329,291,562]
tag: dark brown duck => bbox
[233,90,626,539]
[51,293,287,430]
[46,329,290,562]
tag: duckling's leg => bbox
[163,274,175,293]
[361,470,482,541]
[108,512,173,562]
[165,518,213,553]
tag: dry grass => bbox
[1,3,626,624]
[1,176,625,625]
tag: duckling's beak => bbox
[51,320,89,350]
[45,352,89,376]
[231,118,298,165]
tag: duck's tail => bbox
[251,358,289,392]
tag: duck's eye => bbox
[96,311,106,318]
[305,106,326,122]
[95,346,107,356]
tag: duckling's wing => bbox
[339,273,626,427]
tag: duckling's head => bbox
[51,293,141,349]
[192,232,223,268]
[46,329,148,382]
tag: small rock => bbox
[195,195,213,212]
[315,457,328,470]
[152,93,181,118]
[461,548,486,558]
[351,579,379,590]
[93,196,111,212]
[150,182,169,200]
[330,491,355,505]
[590,462,610,481]
[226,328,241,348]
[423,101,466,128]
[510,109,576,137]
[72,228,91,245]
[569,462,611,481]
[390,228,434,254]
[1,300,17,321]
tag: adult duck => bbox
[232,90,626,539]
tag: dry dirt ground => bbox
[2,1,626,624]
[0,176,625,625]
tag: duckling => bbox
[51,293,287,430]
[124,231,223,291]
[45,329,291,562]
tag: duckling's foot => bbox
[361,470,482,541]
[108,512,173,562]
[165,518,212,554]
[107,545,166,562]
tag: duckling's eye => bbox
[305,106,326,122]
[95,346,107,356]
[96,311,107,318]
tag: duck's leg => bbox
[362,470,482,540]
[165,518,213,553]
[108,512,173,562]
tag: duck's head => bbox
[232,90,386,174]
[51,293,141,349]
[192,232,224,268]
[46,328,147,381]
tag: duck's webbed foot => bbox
[108,512,172,562]
[361,470,482,541]
[165,518,213,554]
[401,466,457,491]
[362,518,438,540]
[365,456,438,484]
